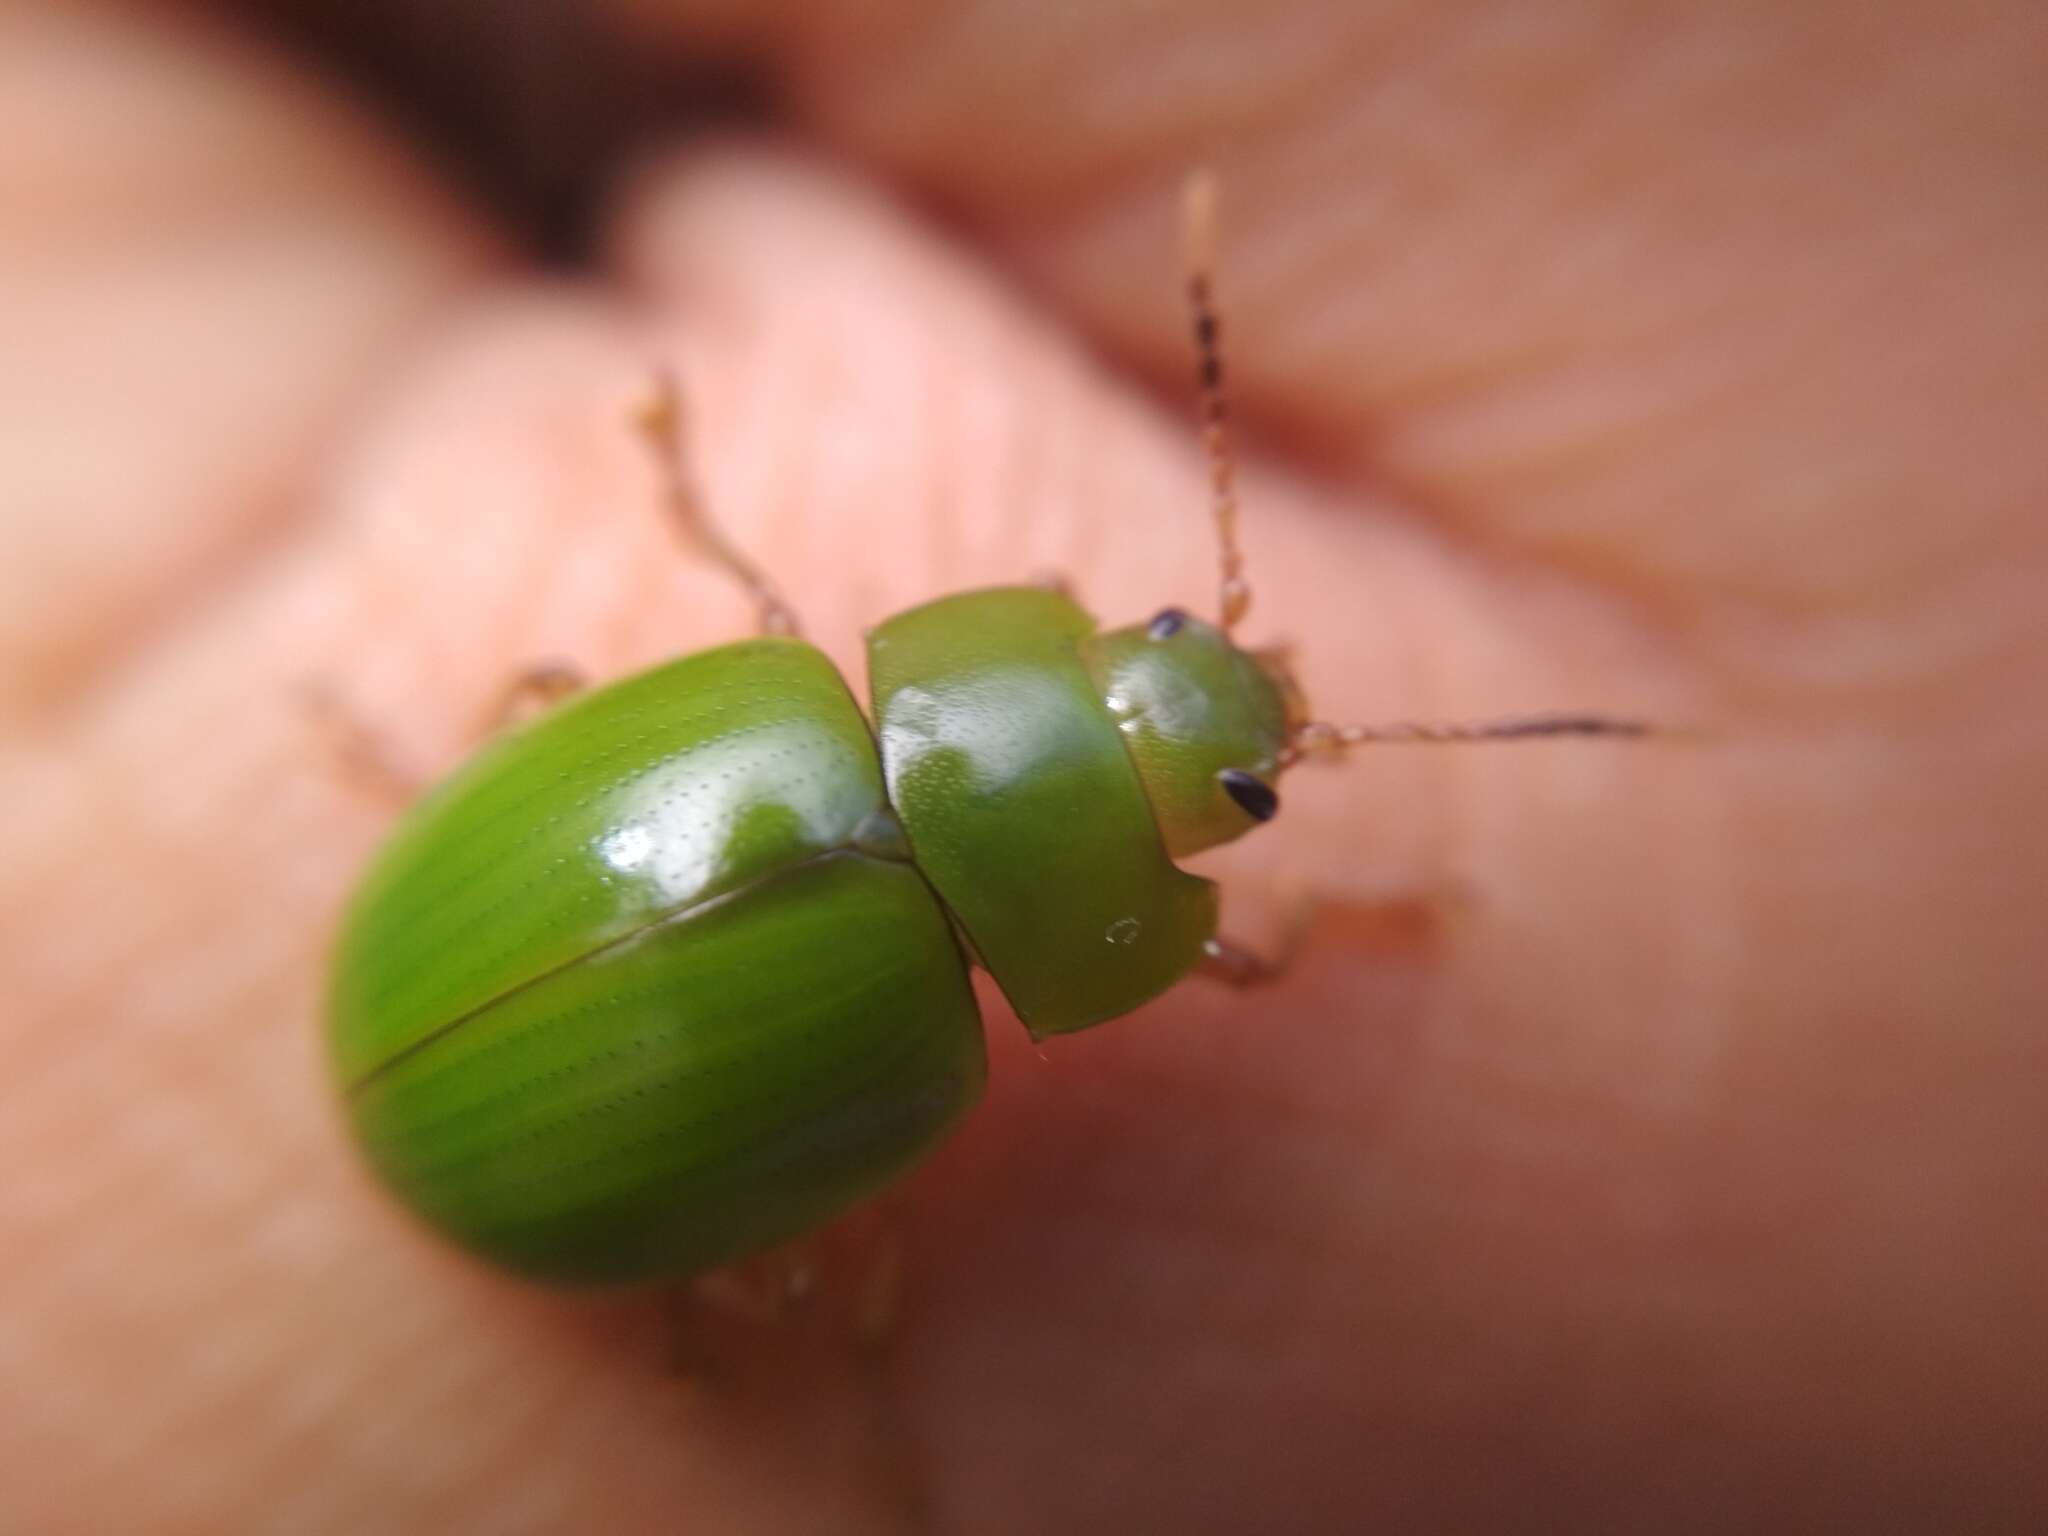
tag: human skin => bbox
[4,1,2046,1530]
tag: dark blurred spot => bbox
[241,2,768,263]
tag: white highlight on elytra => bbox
[595,824,655,872]
[592,721,868,916]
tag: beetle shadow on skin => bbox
[900,889,1448,1281]
[528,1199,915,1377]
[968,889,1445,1140]
[498,894,1448,1522]
[506,1208,937,1523]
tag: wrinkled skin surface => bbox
[5,3,2046,1531]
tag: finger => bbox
[0,3,500,722]
[359,148,1706,1532]
[2,133,1673,1532]
[608,0,2048,617]
[18,11,2048,1535]
[585,31,2048,1526]
[608,144,1683,917]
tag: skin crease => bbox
[4,0,2047,1529]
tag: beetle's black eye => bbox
[1218,769,1279,823]
[1147,607,1189,640]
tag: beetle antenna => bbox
[1182,171,1250,636]
[1280,713,1656,766]
[632,370,801,637]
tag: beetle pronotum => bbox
[327,176,1650,1285]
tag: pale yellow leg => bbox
[472,659,587,736]
[633,371,802,638]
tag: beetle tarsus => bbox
[1199,932,1289,988]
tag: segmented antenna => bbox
[1174,181,1662,764]
[1281,713,1654,766]
[1182,171,1251,635]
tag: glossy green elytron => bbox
[330,591,1290,1284]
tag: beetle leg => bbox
[1198,934,1290,987]
[691,1241,821,1323]
[659,1258,813,1382]
[305,664,586,807]
[632,369,802,638]
[301,681,424,804]
[1198,896,1318,987]
[474,659,588,737]
[685,1208,905,1351]
[852,1222,906,1348]
[1027,569,1078,603]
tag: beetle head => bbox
[1082,608,1297,857]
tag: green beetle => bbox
[328,179,1645,1286]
